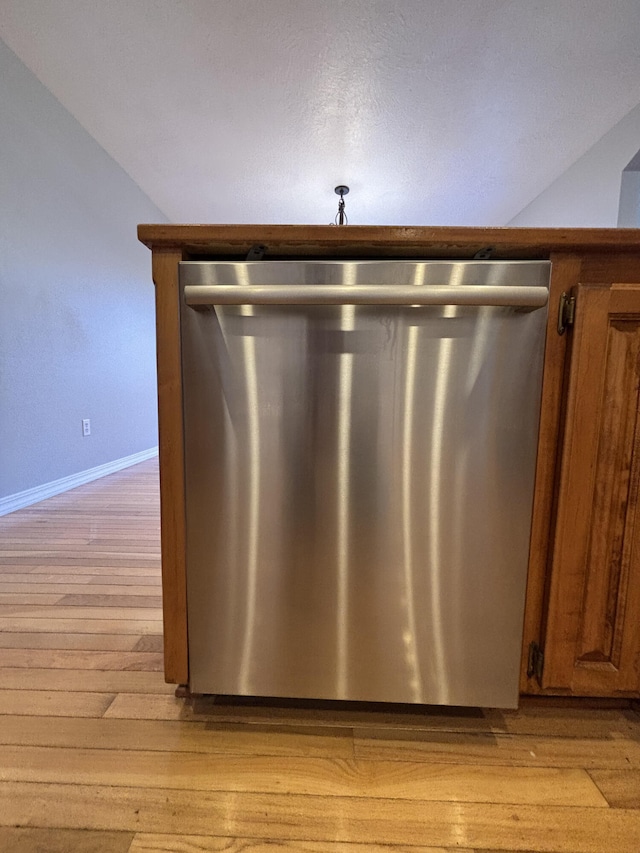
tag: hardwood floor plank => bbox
[0,531,154,538]
[129,835,462,852]
[4,513,153,522]
[0,539,159,550]
[0,632,140,650]
[0,559,160,570]
[0,827,134,853]
[0,649,163,671]
[0,745,608,806]
[104,693,188,720]
[58,593,163,607]
[0,605,163,620]
[0,716,354,758]
[0,667,173,693]
[2,516,157,524]
[132,635,164,653]
[0,582,162,595]
[353,728,640,769]
[1,782,639,852]
[0,616,164,633]
[88,575,161,585]
[0,549,160,558]
[588,770,640,808]
[488,705,640,739]
[0,689,114,718]
[26,565,160,575]
[0,593,62,604]
[0,573,160,585]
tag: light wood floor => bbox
[1,460,639,853]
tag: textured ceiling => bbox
[2,0,640,226]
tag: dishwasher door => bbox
[180,260,550,708]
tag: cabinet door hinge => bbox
[557,291,576,335]
[527,641,544,681]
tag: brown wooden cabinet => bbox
[139,225,640,699]
[540,283,640,695]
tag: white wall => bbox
[0,39,168,501]
[618,150,640,227]
[508,102,640,227]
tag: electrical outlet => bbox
[82,419,91,436]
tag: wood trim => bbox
[152,248,188,685]
[519,253,580,693]
[138,224,640,257]
[610,283,640,314]
[578,255,640,283]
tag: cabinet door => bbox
[542,283,640,694]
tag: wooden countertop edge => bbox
[138,224,640,253]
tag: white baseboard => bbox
[0,447,159,517]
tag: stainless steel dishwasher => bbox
[180,260,550,708]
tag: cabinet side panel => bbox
[152,248,188,685]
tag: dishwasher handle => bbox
[184,284,548,309]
